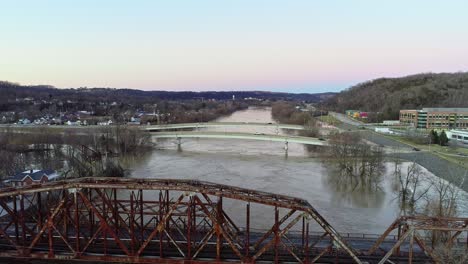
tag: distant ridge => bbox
[322,72,468,120]
[0,81,335,103]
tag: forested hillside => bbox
[323,72,468,120]
[0,81,335,103]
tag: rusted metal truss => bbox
[0,177,465,263]
[368,216,468,263]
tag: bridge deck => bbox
[0,227,431,263]
[144,122,307,131]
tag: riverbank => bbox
[325,112,468,192]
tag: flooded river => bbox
[126,107,467,234]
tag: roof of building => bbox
[10,169,56,182]
[421,108,468,113]
[449,130,468,135]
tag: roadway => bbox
[330,112,468,191]
[0,122,307,130]
[143,122,307,131]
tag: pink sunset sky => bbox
[1,0,468,93]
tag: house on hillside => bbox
[127,117,141,125]
[98,120,113,126]
[18,118,31,125]
[4,170,58,187]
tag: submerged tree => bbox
[393,161,431,215]
[327,132,384,191]
[422,169,467,260]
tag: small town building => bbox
[346,110,361,118]
[18,118,31,125]
[383,120,400,125]
[346,110,369,119]
[375,127,393,134]
[130,117,141,124]
[5,170,58,187]
[98,120,113,126]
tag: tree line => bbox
[0,126,153,180]
[322,72,468,121]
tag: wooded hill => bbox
[0,81,335,103]
[323,72,468,120]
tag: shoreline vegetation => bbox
[0,125,153,180]
[271,101,320,136]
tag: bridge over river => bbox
[0,178,465,263]
[151,131,328,150]
[0,122,308,132]
[143,122,308,132]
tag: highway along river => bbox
[125,107,468,234]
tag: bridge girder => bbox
[150,131,328,147]
[0,178,465,263]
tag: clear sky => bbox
[1,0,467,93]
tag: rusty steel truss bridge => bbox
[0,178,466,263]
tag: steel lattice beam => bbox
[0,178,465,263]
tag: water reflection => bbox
[117,152,153,173]
[322,161,386,208]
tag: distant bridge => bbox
[0,122,315,134]
[151,131,328,149]
[143,122,307,132]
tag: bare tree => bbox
[432,245,468,264]
[327,132,384,191]
[393,161,432,215]
[422,170,467,259]
[424,171,465,218]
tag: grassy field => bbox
[385,134,468,169]
[317,115,342,126]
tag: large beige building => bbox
[399,108,468,129]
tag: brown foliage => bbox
[323,72,468,121]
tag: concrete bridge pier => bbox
[177,137,182,151]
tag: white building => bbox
[447,130,468,144]
[383,120,400,125]
[375,127,393,134]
